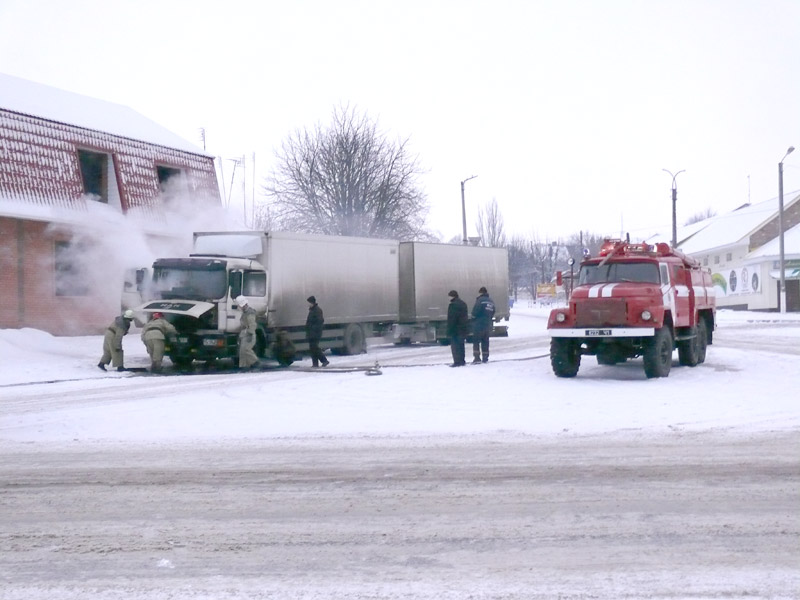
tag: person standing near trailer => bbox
[446,290,469,367]
[305,296,329,367]
[471,286,496,364]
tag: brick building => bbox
[0,73,221,334]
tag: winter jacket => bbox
[471,293,496,335]
[305,303,324,342]
[239,305,257,339]
[107,315,131,350]
[141,317,178,343]
[446,296,469,338]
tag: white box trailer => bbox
[394,242,510,342]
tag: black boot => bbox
[97,362,106,371]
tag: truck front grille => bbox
[574,298,627,327]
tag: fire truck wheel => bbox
[596,348,625,365]
[643,327,673,378]
[550,338,581,378]
[677,330,700,367]
[695,319,708,364]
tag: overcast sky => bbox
[2,0,799,242]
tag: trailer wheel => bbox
[643,327,673,378]
[550,338,581,378]
[342,323,365,355]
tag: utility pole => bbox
[460,175,477,244]
[663,169,685,248]
[778,146,795,313]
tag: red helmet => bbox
[152,312,164,319]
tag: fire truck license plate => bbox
[585,329,611,336]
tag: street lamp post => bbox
[662,169,685,248]
[460,175,478,244]
[778,146,795,314]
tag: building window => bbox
[78,149,111,202]
[157,165,182,189]
[703,256,708,266]
[726,252,732,261]
[156,165,185,203]
[714,255,720,264]
[54,241,89,296]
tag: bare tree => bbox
[251,202,273,231]
[685,207,717,225]
[475,198,506,248]
[264,105,431,240]
[506,235,534,299]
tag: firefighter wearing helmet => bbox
[236,295,260,370]
[140,312,178,373]
[98,309,135,372]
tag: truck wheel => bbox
[172,356,193,372]
[342,323,365,355]
[550,338,581,378]
[643,327,673,378]
[596,348,625,365]
[695,319,708,364]
[677,328,700,367]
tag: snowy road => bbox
[2,432,798,600]
[1,309,799,598]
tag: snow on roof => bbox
[644,218,711,246]
[677,192,800,254]
[747,221,800,258]
[0,72,208,156]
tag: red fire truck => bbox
[547,239,716,378]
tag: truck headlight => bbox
[641,310,652,321]
[556,312,566,323]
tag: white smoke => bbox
[40,187,248,333]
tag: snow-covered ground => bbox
[2,306,800,443]
[1,307,799,600]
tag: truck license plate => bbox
[202,338,218,346]
[178,336,189,343]
[585,329,611,336]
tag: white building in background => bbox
[648,192,800,312]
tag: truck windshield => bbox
[579,262,660,285]
[152,267,228,300]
